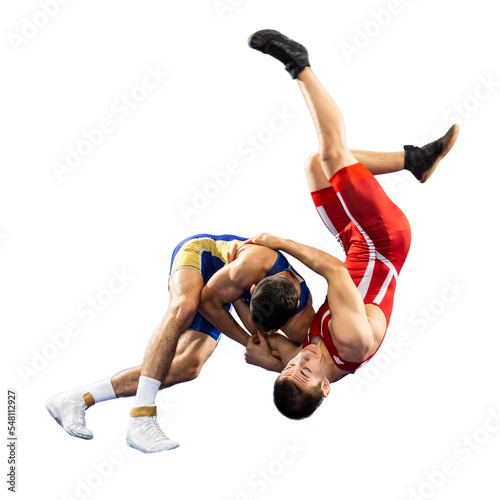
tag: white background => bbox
[2,1,499,499]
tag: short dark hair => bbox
[249,276,298,332]
[273,376,324,420]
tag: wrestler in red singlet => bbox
[303,162,411,373]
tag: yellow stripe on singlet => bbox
[170,236,246,276]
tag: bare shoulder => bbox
[329,305,386,362]
[225,244,276,287]
[236,244,278,269]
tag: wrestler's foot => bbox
[248,29,310,79]
[404,124,460,183]
[45,390,94,440]
[126,407,179,454]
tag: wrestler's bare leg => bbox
[111,330,217,397]
[350,150,404,175]
[139,269,203,386]
[303,150,402,191]
[248,30,458,182]
[45,269,205,445]
[296,67,458,181]
[296,67,360,179]
[125,268,204,453]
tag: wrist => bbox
[277,237,289,251]
[240,333,251,347]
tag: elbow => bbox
[358,340,374,361]
[344,337,373,363]
[352,329,376,360]
[197,300,211,318]
[322,258,344,280]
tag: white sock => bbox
[134,376,161,407]
[82,378,116,404]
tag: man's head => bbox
[273,344,330,420]
[249,276,299,332]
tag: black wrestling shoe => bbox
[404,124,460,183]
[248,29,310,79]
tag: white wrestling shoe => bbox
[45,390,94,440]
[126,406,179,454]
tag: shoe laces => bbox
[143,418,168,443]
[76,399,87,426]
[61,396,87,429]
[422,140,442,158]
[405,140,441,157]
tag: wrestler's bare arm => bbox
[232,299,258,336]
[198,246,275,346]
[267,332,301,364]
[323,262,385,362]
[244,331,300,373]
[246,233,384,361]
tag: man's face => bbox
[280,344,328,391]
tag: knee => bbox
[159,356,204,388]
[184,357,204,382]
[304,152,321,175]
[181,348,208,382]
[169,298,198,327]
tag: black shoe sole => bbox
[420,124,460,183]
